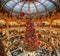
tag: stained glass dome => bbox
[1,0,58,15]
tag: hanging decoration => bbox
[20,12,25,17]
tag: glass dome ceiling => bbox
[1,0,57,15]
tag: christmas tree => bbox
[23,19,41,51]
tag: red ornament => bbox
[20,12,25,16]
[28,38,32,42]
[33,38,37,42]
[24,40,29,45]
[26,28,30,31]
[35,41,40,46]
[30,45,34,50]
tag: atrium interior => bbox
[0,0,60,56]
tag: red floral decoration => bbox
[20,12,25,17]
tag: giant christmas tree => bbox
[23,19,41,51]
